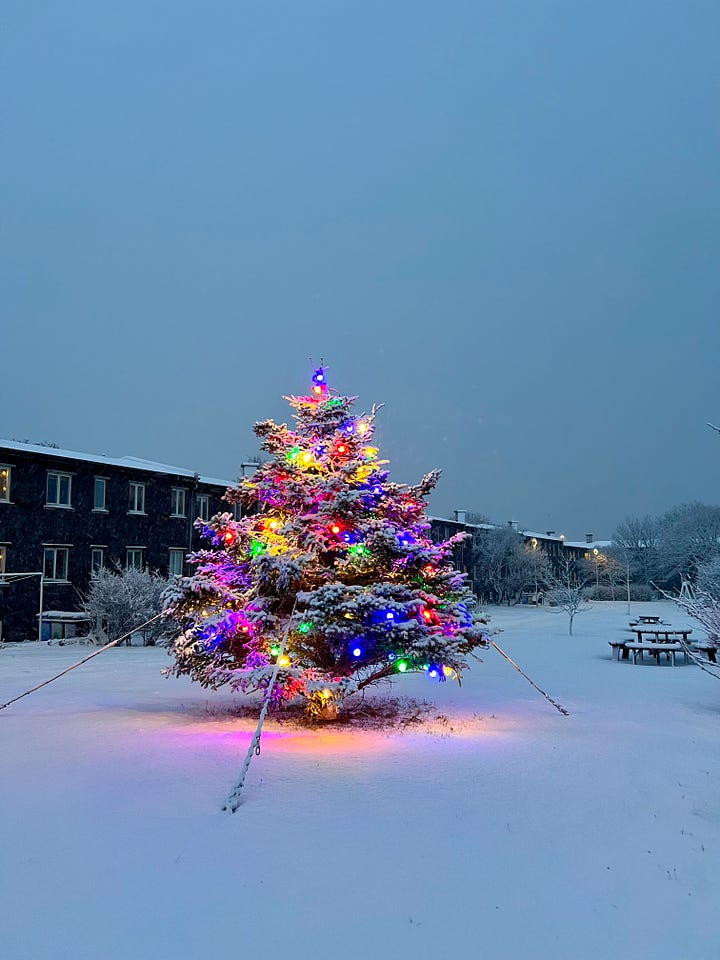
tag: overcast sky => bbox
[2,1,719,538]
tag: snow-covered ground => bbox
[1,601,719,960]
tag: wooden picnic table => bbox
[610,627,693,664]
[629,616,668,627]
[630,627,692,644]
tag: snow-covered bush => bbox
[83,567,168,645]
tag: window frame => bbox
[196,494,210,521]
[90,546,106,575]
[43,546,70,581]
[170,487,187,518]
[168,548,185,576]
[0,544,6,575]
[126,547,145,570]
[93,477,108,512]
[0,465,11,502]
[46,471,73,508]
[128,481,146,515]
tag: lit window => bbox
[197,494,210,521]
[169,549,185,576]
[90,547,105,575]
[170,487,186,517]
[44,547,69,581]
[0,545,6,575]
[126,548,144,570]
[129,482,146,514]
[0,466,10,502]
[93,478,107,511]
[47,472,72,507]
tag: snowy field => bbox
[1,601,719,960]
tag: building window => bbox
[0,545,6,575]
[170,487,186,517]
[126,547,144,570]
[197,494,210,521]
[233,502,242,521]
[47,472,72,508]
[0,466,10,502]
[90,547,105,575]
[93,478,107,511]
[129,482,146,514]
[168,549,185,576]
[44,547,69,581]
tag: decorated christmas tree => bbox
[164,367,488,718]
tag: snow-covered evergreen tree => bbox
[163,367,488,717]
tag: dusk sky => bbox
[2,1,719,538]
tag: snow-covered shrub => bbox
[83,567,169,645]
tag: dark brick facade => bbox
[0,442,234,642]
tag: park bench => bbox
[624,642,688,666]
[690,642,719,664]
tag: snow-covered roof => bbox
[0,439,235,489]
[562,539,613,551]
[429,516,609,546]
[36,611,93,620]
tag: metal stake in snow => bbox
[489,639,570,716]
[0,614,164,712]
[224,600,299,813]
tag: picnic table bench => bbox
[624,642,689,666]
[690,641,719,663]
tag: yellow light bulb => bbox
[321,688,332,699]
[278,654,290,667]
[358,422,369,435]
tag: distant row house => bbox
[428,511,608,597]
[0,440,236,642]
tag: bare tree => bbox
[613,514,660,585]
[697,556,720,596]
[545,558,589,635]
[472,527,550,605]
[654,502,720,585]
